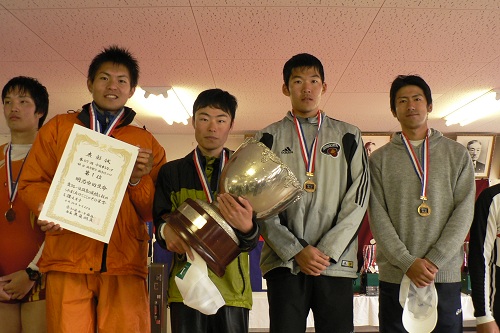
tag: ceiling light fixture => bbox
[143,86,169,99]
[135,86,191,125]
[444,88,500,127]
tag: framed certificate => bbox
[38,124,138,243]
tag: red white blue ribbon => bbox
[193,148,227,203]
[400,129,430,200]
[89,103,124,136]
[362,244,377,273]
[5,143,29,205]
[292,111,324,176]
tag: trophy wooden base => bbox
[166,198,240,277]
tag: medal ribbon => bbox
[193,148,227,203]
[400,129,430,200]
[292,111,324,176]
[362,245,376,273]
[89,103,124,136]
[5,143,30,205]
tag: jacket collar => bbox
[77,103,136,130]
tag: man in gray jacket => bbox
[369,75,475,332]
[255,53,369,333]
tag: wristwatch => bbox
[25,267,41,281]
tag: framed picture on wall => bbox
[456,135,496,179]
[361,134,391,157]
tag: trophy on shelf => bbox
[164,138,304,277]
[360,240,379,296]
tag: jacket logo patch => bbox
[341,260,353,268]
[321,142,341,158]
[281,147,293,154]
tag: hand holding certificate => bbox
[38,124,139,243]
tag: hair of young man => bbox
[192,88,237,124]
[87,45,139,88]
[282,53,325,87]
[2,76,49,129]
[389,74,432,113]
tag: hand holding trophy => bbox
[165,138,303,276]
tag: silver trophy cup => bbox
[166,138,303,277]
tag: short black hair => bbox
[390,75,432,113]
[192,89,237,124]
[2,76,49,129]
[87,45,139,88]
[467,139,481,148]
[283,53,325,86]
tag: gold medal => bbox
[5,207,15,222]
[417,201,431,217]
[304,179,316,193]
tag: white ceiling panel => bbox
[355,8,500,62]
[0,61,87,93]
[8,7,204,61]
[139,60,214,88]
[334,61,487,93]
[194,6,378,60]
[0,1,499,136]
[0,0,190,9]
[382,0,500,10]
[0,10,63,61]
[191,0,385,6]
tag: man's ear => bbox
[427,103,433,113]
[87,79,93,93]
[282,84,290,97]
[128,87,136,98]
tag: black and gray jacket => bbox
[255,111,369,278]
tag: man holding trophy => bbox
[153,88,260,333]
[255,53,370,333]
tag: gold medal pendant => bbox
[304,179,316,193]
[418,201,431,217]
[5,207,15,222]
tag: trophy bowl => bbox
[219,138,304,219]
[167,138,303,277]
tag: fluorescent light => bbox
[444,89,500,126]
[132,86,192,125]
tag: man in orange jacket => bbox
[18,45,166,333]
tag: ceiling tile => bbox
[194,6,379,60]
[8,7,204,61]
[0,0,190,9]
[354,7,500,62]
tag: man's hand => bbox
[477,321,500,333]
[36,202,63,232]
[0,280,11,301]
[130,148,153,184]
[37,219,63,232]
[217,193,253,234]
[406,258,438,287]
[163,223,194,260]
[294,245,331,276]
[0,270,35,300]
